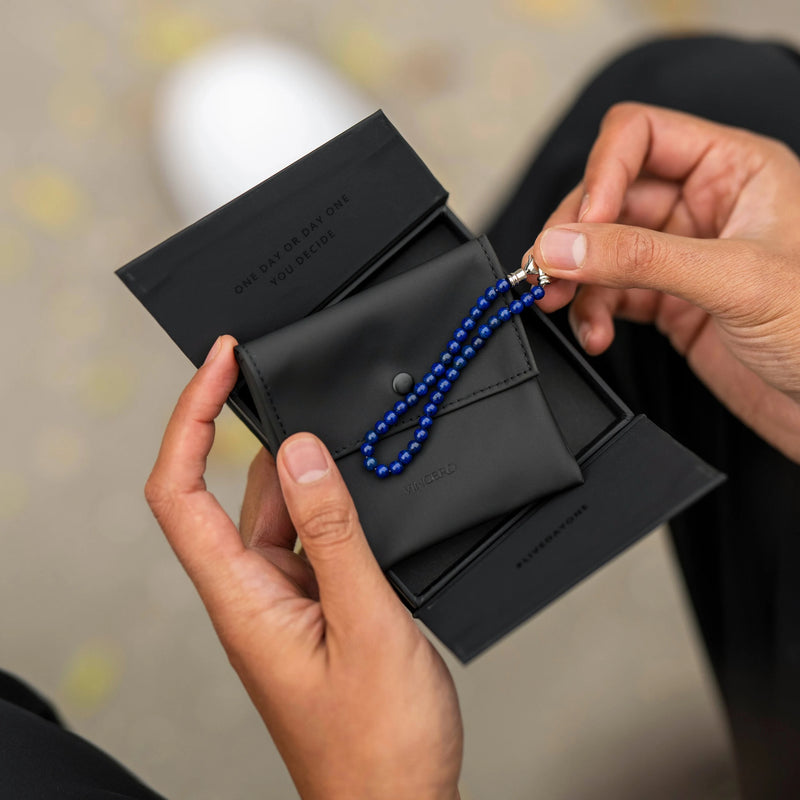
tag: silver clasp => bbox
[507,254,550,288]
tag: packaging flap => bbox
[415,415,725,662]
[116,111,447,366]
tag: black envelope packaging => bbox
[117,111,723,662]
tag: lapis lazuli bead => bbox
[454,328,468,343]
[420,416,433,429]
[408,440,422,454]
[454,356,467,370]
[496,278,511,294]
[376,421,389,435]
[384,411,398,426]
[462,317,476,331]
[399,450,413,465]
[521,292,535,307]
[406,392,419,407]
[488,315,501,329]
[510,299,524,314]
[440,352,453,365]
[446,368,460,382]
[484,286,498,302]
[366,430,379,444]
[498,307,511,322]
[447,339,460,354]
[472,337,485,350]
[390,461,404,475]
[423,372,436,386]
[477,296,490,311]
[394,400,408,415]
[463,346,476,360]
[469,306,482,320]
[431,391,445,405]
[478,324,492,338]
[432,362,445,377]
[376,464,390,479]
[361,443,374,457]
[532,285,545,300]
[424,402,438,416]
[364,456,378,471]
[414,428,429,442]
[414,382,429,396]
[438,378,452,393]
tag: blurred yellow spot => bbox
[54,23,108,72]
[0,225,32,283]
[49,77,104,135]
[637,0,706,25]
[512,0,596,21]
[35,427,87,479]
[400,44,457,98]
[133,9,217,65]
[327,25,393,90]
[12,167,88,234]
[77,359,137,415]
[211,408,261,468]
[60,641,122,715]
[49,289,105,340]
[0,472,29,520]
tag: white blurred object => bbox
[154,37,372,224]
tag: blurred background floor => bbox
[1,1,798,798]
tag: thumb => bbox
[533,223,765,317]
[276,434,399,629]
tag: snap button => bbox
[392,372,414,395]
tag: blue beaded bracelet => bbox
[362,256,550,478]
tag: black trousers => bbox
[488,35,800,800]
[3,35,799,800]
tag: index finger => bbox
[145,335,245,577]
[581,103,737,224]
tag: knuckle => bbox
[298,500,357,547]
[602,101,642,130]
[766,137,796,165]
[143,475,161,508]
[615,227,658,272]
[144,474,174,517]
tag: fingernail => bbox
[283,437,330,484]
[541,228,586,270]
[204,336,222,365]
[578,322,592,350]
[578,193,590,221]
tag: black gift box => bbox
[117,111,723,662]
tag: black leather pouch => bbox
[235,235,582,567]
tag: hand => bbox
[527,102,800,463]
[145,336,462,800]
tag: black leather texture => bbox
[236,237,582,567]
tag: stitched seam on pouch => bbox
[241,344,288,438]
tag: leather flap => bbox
[235,237,538,457]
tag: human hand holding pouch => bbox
[235,236,582,568]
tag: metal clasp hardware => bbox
[507,254,551,288]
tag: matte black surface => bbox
[417,416,725,662]
[0,673,165,799]
[236,237,582,567]
[117,111,446,366]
